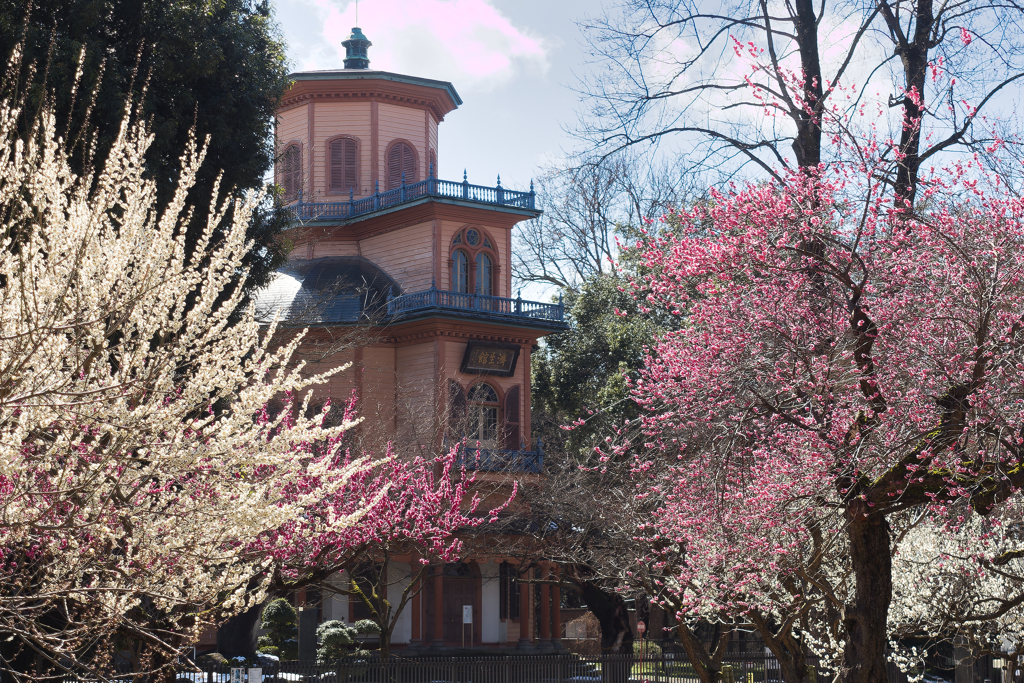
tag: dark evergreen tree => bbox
[532,274,663,460]
[0,0,291,295]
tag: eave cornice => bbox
[281,71,461,121]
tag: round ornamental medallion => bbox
[466,229,480,246]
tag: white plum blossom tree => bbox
[0,90,376,678]
[889,507,1024,679]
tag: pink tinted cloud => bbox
[317,0,548,90]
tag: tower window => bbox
[452,250,469,294]
[281,144,302,201]
[468,382,499,448]
[476,253,492,296]
[328,137,359,195]
[386,141,418,189]
[449,227,498,297]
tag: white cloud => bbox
[283,0,550,92]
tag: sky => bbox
[273,0,593,193]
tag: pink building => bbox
[256,27,567,651]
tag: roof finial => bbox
[342,26,372,70]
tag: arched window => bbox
[452,250,469,293]
[503,386,520,450]
[475,253,492,296]
[449,227,498,296]
[328,136,359,195]
[468,382,499,448]
[386,141,418,190]
[281,144,302,201]
[429,149,437,176]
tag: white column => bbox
[481,561,500,644]
[388,562,413,643]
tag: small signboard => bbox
[230,668,261,682]
[637,620,646,635]
[460,341,520,377]
[463,605,473,624]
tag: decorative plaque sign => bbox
[459,341,521,377]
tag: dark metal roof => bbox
[254,257,399,325]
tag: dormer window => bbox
[328,136,359,195]
[280,143,302,202]
[386,140,418,189]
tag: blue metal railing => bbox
[288,172,537,222]
[386,285,564,323]
[455,442,544,474]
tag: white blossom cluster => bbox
[889,504,1024,677]
[0,97,371,677]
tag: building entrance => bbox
[424,563,480,644]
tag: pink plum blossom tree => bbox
[619,161,1024,683]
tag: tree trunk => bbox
[576,581,634,683]
[843,502,892,683]
[791,0,824,171]
[770,636,809,683]
[881,0,934,208]
[749,612,808,683]
[217,601,264,658]
[675,621,731,683]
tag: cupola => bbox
[342,27,372,69]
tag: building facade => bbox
[257,28,568,651]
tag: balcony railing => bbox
[387,285,565,324]
[288,172,537,222]
[455,442,544,474]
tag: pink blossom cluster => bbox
[615,161,1024,630]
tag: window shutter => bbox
[448,379,467,435]
[403,143,417,184]
[343,138,357,192]
[329,140,345,193]
[387,142,417,190]
[388,144,403,190]
[503,385,520,450]
[283,146,301,200]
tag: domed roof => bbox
[254,257,399,325]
